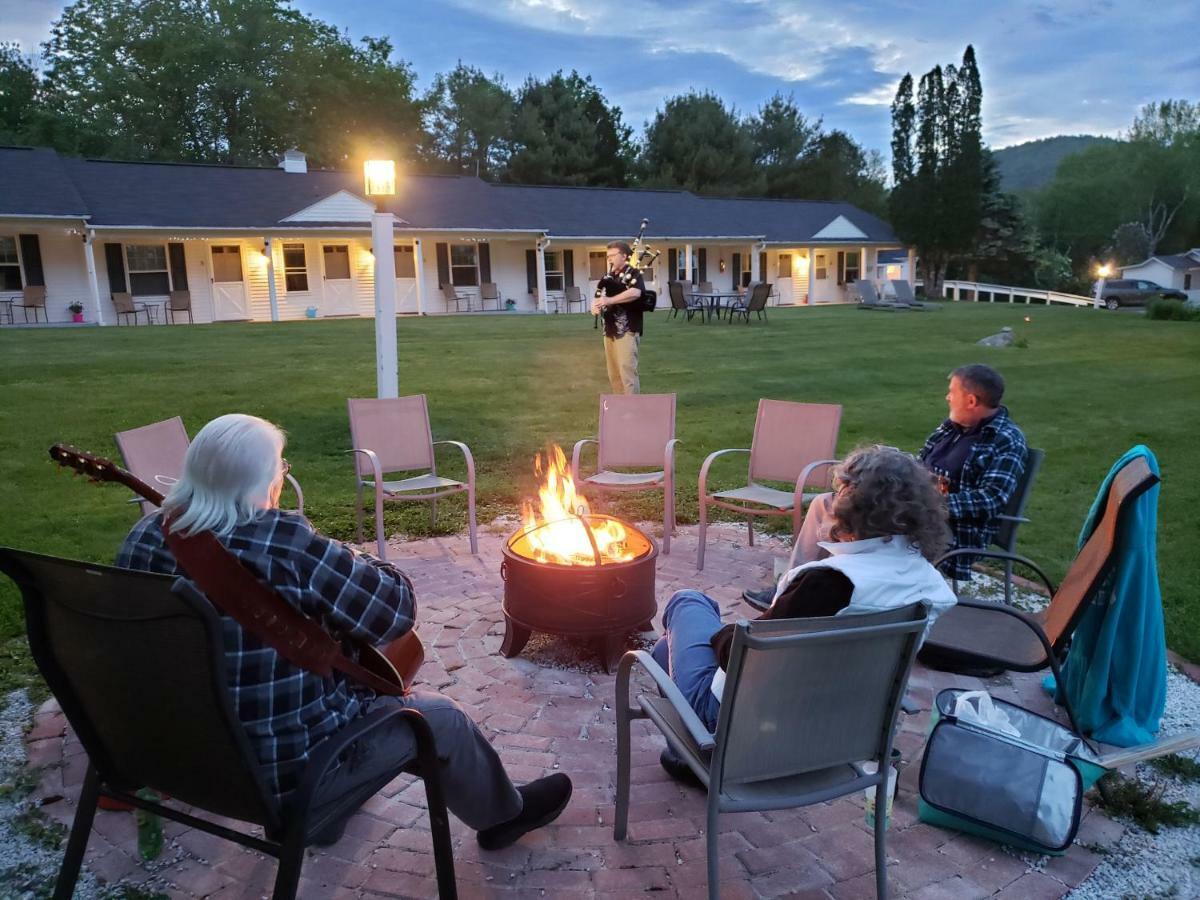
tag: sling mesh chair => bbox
[564,285,588,313]
[111,292,150,325]
[667,281,704,321]
[480,283,503,311]
[17,285,48,322]
[919,454,1158,737]
[0,547,457,900]
[697,399,841,570]
[166,290,193,324]
[727,282,771,323]
[348,395,478,560]
[615,602,929,900]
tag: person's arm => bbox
[946,430,1027,523]
[594,269,643,310]
[709,567,853,669]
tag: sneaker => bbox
[477,774,573,850]
[741,587,774,611]
[659,747,705,789]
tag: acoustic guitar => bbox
[49,443,423,692]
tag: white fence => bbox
[942,280,1095,308]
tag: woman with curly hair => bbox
[652,445,958,782]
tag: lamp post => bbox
[1093,262,1112,311]
[365,158,398,398]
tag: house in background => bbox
[1120,250,1200,303]
[0,146,911,326]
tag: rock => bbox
[977,326,1014,347]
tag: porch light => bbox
[1097,263,1112,279]
[718,258,727,273]
[364,159,397,196]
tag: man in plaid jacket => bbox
[118,414,571,851]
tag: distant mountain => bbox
[992,135,1120,192]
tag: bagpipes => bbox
[594,219,661,327]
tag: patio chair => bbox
[950,447,1044,605]
[111,292,150,326]
[17,285,48,323]
[854,280,903,311]
[667,282,704,321]
[615,602,929,900]
[727,283,770,323]
[115,416,304,519]
[479,282,502,311]
[697,399,842,570]
[697,281,714,294]
[167,290,193,324]
[918,454,1159,738]
[441,282,471,313]
[0,547,457,900]
[571,393,679,554]
[348,395,478,560]
[890,280,939,311]
[564,285,587,313]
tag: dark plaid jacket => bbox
[918,407,1028,579]
[116,509,416,800]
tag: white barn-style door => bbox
[321,244,357,316]
[210,244,250,320]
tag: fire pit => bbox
[500,447,659,672]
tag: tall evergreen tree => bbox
[420,63,513,179]
[640,91,762,195]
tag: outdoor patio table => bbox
[691,291,742,322]
[140,300,165,324]
[0,298,13,325]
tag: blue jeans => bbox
[651,590,723,732]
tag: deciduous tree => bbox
[639,92,762,195]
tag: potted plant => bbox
[67,301,85,323]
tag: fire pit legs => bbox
[598,633,627,674]
[500,615,532,659]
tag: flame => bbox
[519,445,634,566]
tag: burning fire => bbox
[520,445,633,566]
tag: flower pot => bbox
[305,307,318,319]
[71,313,84,323]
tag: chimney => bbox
[280,149,308,174]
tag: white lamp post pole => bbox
[365,158,398,398]
[1093,263,1111,311]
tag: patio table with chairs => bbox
[689,290,743,322]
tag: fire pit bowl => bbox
[501,514,658,672]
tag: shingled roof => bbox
[0,147,901,245]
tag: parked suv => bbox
[1098,279,1188,309]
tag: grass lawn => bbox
[2,303,1198,684]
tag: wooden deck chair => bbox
[0,548,456,900]
[919,455,1159,738]
[347,395,478,560]
[889,279,939,310]
[697,399,841,570]
[854,279,904,311]
[115,417,304,519]
[571,394,679,554]
[616,602,928,900]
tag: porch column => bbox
[752,241,764,282]
[264,237,279,322]
[536,239,549,312]
[907,247,916,287]
[413,238,426,315]
[804,247,813,304]
[684,243,692,282]
[82,229,105,326]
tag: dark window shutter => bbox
[667,248,677,282]
[759,251,767,280]
[435,242,450,287]
[563,249,574,288]
[478,242,492,284]
[731,253,741,284]
[837,250,846,285]
[526,249,537,293]
[104,243,127,294]
[18,234,44,286]
[698,248,707,283]
[167,243,188,291]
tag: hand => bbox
[591,299,605,315]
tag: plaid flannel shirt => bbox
[115,508,416,801]
[918,406,1028,580]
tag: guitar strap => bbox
[160,521,406,696]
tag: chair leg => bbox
[1003,559,1014,606]
[355,480,365,543]
[431,497,438,529]
[467,486,479,555]
[614,664,632,840]
[662,484,673,556]
[373,486,388,561]
[874,778,889,899]
[705,796,721,900]
[54,765,101,900]
[747,518,754,547]
[697,498,709,571]
[271,831,305,900]
[403,710,458,899]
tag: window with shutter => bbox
[0,236,21,291]
[126,244,170,295]
[283,243,309,291]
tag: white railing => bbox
[942,280,1095,308]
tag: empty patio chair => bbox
[16,285,48,323]
[667,282,704,321]
[697,281,714,294]
[615,602,928,900]
[115,416,304,519]
[564,285,587,313]
[571,393,680,554]
[111,291,150,325]
[855,279,903,311]
[347,395,478,560]
[0,547,456,900]
[441,282,471,313]
[890,279,939,310]
[480,282,503,311]
[919,453,1159,738]
[697,399,841,570]
[167,290,193,324]
[727,282,770,323]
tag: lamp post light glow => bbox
[367,158,399,397]
[1093,262,1113,310]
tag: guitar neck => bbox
[48,443,166,507]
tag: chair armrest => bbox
[935,548,1056,596]
[284,473,304,516]
[793,458,840,505]
[663,438,680,482]
[346,447,384,485]
[616,650,716,751]
[698,447,750,500]
[432,440,477,487]
[571,438,598,485]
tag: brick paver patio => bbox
[24,522,1124,898]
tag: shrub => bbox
[1146,298,1200,321]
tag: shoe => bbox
[311,816,349,847]
[660,747,705,789]
[741,587,774,611]
[477,774,573,850]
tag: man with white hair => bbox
[116,413,571,850]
